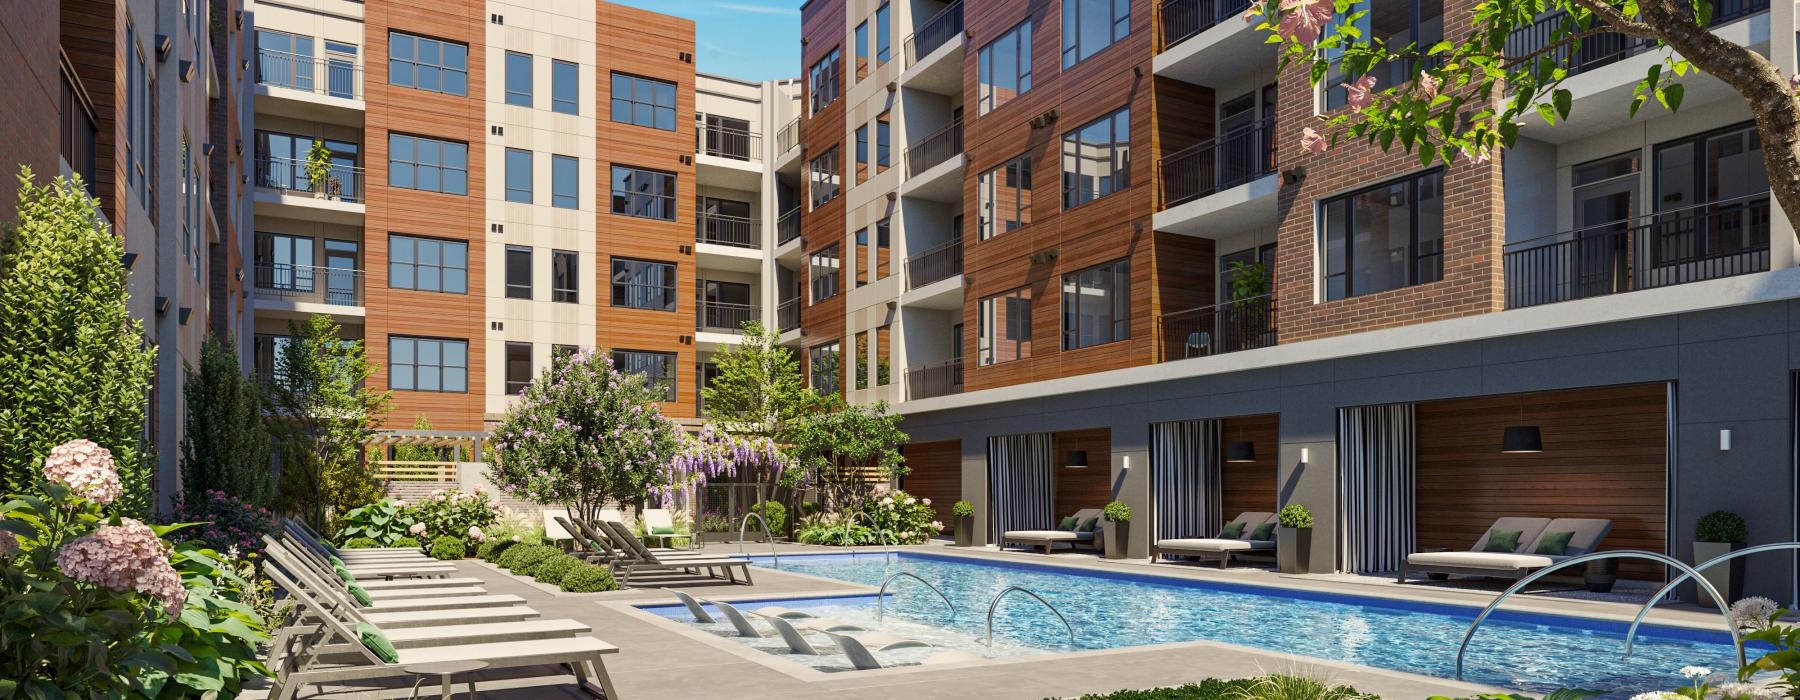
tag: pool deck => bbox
[258,540,1738,699]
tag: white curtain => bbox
[1150,419,1222,541]
[987,433,1055,541]
[1338,403,1417,574]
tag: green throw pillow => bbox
[1057,516,1078,531]
[347,582,373,607]
[1534,531,1575,555]
[1482,529,1524,553]
[329,555,345,567]
[357,622,399,664]
[1249,522,1276,541]
[1218,521,1246,539]
[650,525,676,535]
[333,564,355,584]
[1077,517,1099,533]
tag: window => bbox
[875,3,891,65]
[1651,123,1768,263]
[388,134,469,195]
[855,125,869,185]
[809,48,841,114]
[876,113,891,174]
[1061,258,1130,350]
[1062,0,1130,68]
[854,227,869,287]
[809,342,841,395]
[551,154,578,209]
[505,51,533,106]
[1323,0,1442,110]
[979,154,1032,239]
[388,31,469,96]
[809,244,841,302]
[979,288,1033,365]
[610,73,676,130]
[855,332,870,390]
[505,148,533,203]
[127,25,148,204]
[855,21,870,81]
[389,336,468,392]
[610,165,676,220]
[505,245,532,299]
[388,234,468,293]
[809,146,841,208]
[1061,107,1130,208]
[552,250,578,303]
[324,41,358,99]
[611,257,677,311]
[256,29,315,91]
[553,344,581,362]
[874,218,890,280]
[1319,169,1444,300]
[505,342,532,395]
[614,350,677,401]
[979,20,1033,115]
[551,60,579,115]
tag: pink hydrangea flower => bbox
[921,498,932,506]
[1301,127,1329,155]
[1277,0,1334,45]
[1344,74,1377,111]
[930,520,944,531]
[409,522,427,535]
[42,439,122,505]
[1463,145,1491,164]
[1418,74,1441,101]
[56,518,186,617]
[467,526,486,542]
[0,532,19,557]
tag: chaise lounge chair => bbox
[1398,517,1614,585]
[1001,508,1103,554]
[1150,512,1278,568]
[820,631,981,669]
[599,520,755,586]
[757,614,924,656]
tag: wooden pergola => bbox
[364,429,489,483]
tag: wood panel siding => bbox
[1151,232,1217,360]
[1150,76,1215,211]
[1052,427,1112,520]
[1414,383,1668,580]
[59,0,120,224]
[901,439,962,531]
[798,0,847,387]
[1219,414,1278,520]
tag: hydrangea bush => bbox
[862,490,941,545]
[164,489,275,555]
[333,498,415,545]
[405,487,501,548]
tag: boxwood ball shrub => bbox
[952,499,974,518]
[1278,504,1314,529]
[505,544,558,574]
[343,537,379,549]
[533,554,582,583]
[390,536,421,549]
[428,535,465,560]
[1696,510,1749,543]
[560,564,619,592]
[1102,501,1132,522]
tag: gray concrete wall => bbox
[901,298,1800,600]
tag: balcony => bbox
[696,211,760,249]
[1504,194,1770,309]
[902,0,965,95]
[698,301,759,333]
[1155,294,1276,363]
[906,237,964,290]
[253,156,366,225]
[901,120,964,203]
[776,208,802,247]
[776,117,801,154]
[1160,0,1252,50]
[1160,119,1274,209]
[696,122,761,162]
[906,119,963,179]
[254,263,365,318]
[906,358,964,400]
[254,50,363,124]
[1154,0,1274,88]
[776,298,802,333]
[905,0,964,65]
[1505,0,1768,80]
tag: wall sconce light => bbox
[122,252,139,271]
[155,296,171,315]
[1121,456,1130,470]
[1064,451,1088,469]
[1719,429,1733,451]
[1300,447,1310,464]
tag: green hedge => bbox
[560,564,619,592]
[532,554,582,583]
[391,536,421,549]
[342,537,379,549]
[428,535,466,560]
[503,545,559,575]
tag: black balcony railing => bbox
[698,301,759,332]
[1505,0,1768,78]
[776,117,802,154]
[1160,118,1275,208]
[1159,0,1254,50]
[254,263,364,306]
[906,237,964,289]
[255,156,365,203]
[256,49,361,99]
[1156,294,1276,362]
[697,211,760,248]
[906,358,964,400]
[776,207,802,246]
[1505,193,1770,309]
[697,121,761,161]
[906,119,963,178]
[777,298,802,332]
[904,0,965,66]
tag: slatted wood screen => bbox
[1053,428,1113,520]
[901,440,962,532]
[1220,414,1280,520]
[1414,383,1668,581]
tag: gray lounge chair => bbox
[599,520,755,585]
[1400,517,1613,584]
[1002,508,1103,554]
[670,590,717,622]
[1151,512,1279,568]
[756,614,915,655]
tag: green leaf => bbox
[1418,141,1437,166]
[1658,83,1684,112]
[1536,103,1558,124]
[1629,93,1648,118]
[1551,89,1571,120]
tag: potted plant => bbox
[304,139,334,199]
[1277,503,1314,574]
[1102,501,1132,560]
[1694,510,1748,602]
[952,500,975,547]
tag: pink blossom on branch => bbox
[1277,0,1334,45]
[1344,74,1377,111]
[1418,74,1441,101]
[1300,127,1329,155]
[42,439,123,505]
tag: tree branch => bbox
[1500,26,1621,68]
[1567,0,1660,38]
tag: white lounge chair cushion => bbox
[1407,550,1555,571]
[395,635,617,665]
[1002,530,1092,541]
[382,619,592,647]
[1156,538,1274,553]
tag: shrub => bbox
[390,536,421,549]
[180,335,274,506]
[428,535,466,560]
[533,554,582,583]
[560,564,620,592]
[1103,501,1132,522]
[1278,504,1314,529]
[482,539,521,561]
[952,499,974,518]
[1062,679,1256,700]
[1696,510,1749,543]
[342,537,379,549]
[1059,676,1373,700]
[334,499,415,546]
[163,490,275,555]
[503,544,557,574]
[404,487,502,546]
[748,500,787,533]
[861,490,941,544]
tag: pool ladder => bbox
[843,510,894,564]
[985,585,1075,649]
[876,571,955,622]
[736,512,779,568]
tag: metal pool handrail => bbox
[877,571,955,622]
[1622,541,1800,659]
[985,585,1075,648]
[844,510,894,564]
[1453,549,1740,680]
[737,511,778,568]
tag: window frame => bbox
[809,243,842,303]
[504,341,532,395]
[809,47,842,114]
[551,154,578,209]
[978,287,1034,365]
[979,153,1033,240]
[388,133,469,195]
[1060,257,1132,351]
[388,335,469,393]
[551,59,579,115]
[609,72,677,131]
[1060,107,1131,209]
[875,3,891,65]
[1061,0,1131,69]
[613,349,678,402]
[809,146,841,208]
[551,249,579,303]
[505,148,533,204]
[1317,168,1445,300]
[978,20,1033,116]
[505,245,532,300]
[808,342,842,395]
[387,233,469,294]
[387,31,469,96]
[504,50,533,107]
[609,165,677,221]
[610,257,678,311]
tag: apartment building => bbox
[795,0,1800,598]
[0,0,255,509]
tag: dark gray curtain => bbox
[987,433,1054,541]
[1337,403,1416,574]
[1150,419,1222,541]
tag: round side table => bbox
[405,659,488,699]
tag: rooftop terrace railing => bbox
[904,0,965,66]
[1156,293,1276,363]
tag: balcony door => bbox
[256,233,314,292]
[1651,123,1769,271]
[699,279,752,330]
[323,240,359,305]
[324,40,357,99]
[702,114,752,160]
[699,197,753,247]
[1569,152,1637,298]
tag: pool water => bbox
[700,552,1739,694]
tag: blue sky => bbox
[614,0,802,83]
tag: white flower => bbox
[511,535,522,542]
[902,496,915,505]
[393,499,408,508]
[921,498,931,506]
[930,520,944,531]
[1679,666,1712,680]
[1630,693,1681,700]
[880,496,894,506]
[1714,682,1782,699]
[408,522,427,535]
[1732,597,1780,631]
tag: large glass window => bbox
[388,32,468,96]
[610,73,676,130]
[388,336,468,392]
[388,134,468,195]
[505,245,532,299]
[978,21,1033,115]
[611,257,677,311]
[1319,169,1444,300]
[979,154,1032,240]
[256,29,315,91]
[1323,0,1443,109]
[505,342,532,395]
[979,288,1033,365]
[876,113,891,174]
[1062,0,1130,68]
[809,147,841,208]
[610,165,676,220]
[551,59,579,115]
[505,148,533,203]
[551,154,578,209]
[505,51,533,107]
[614,350,677,401]
[552,250,579,303]
[809,48,841,114]
[855,21,870,80]
[875,3,891,65]
[809,244,841,302]
[388,234,468,294]
[1061,258,1131,350]
[809,342,841,395]
[855,125,870,185]
[1061,107,1130,208]
[1651,123,1770,264]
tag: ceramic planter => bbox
[1103,520,1131,559]
[1693,540,1745,602]
[954,515,974,547]
[1278,526,1312,574]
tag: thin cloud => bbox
[714,2,798,15]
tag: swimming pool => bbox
[649,552,1740,694]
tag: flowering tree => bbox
[488,349,685,520]
[1258,0,1800,234]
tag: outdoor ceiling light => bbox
[1064,450,1088,469]
[1225,441,1257,463]
[1501,425,1543,453]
